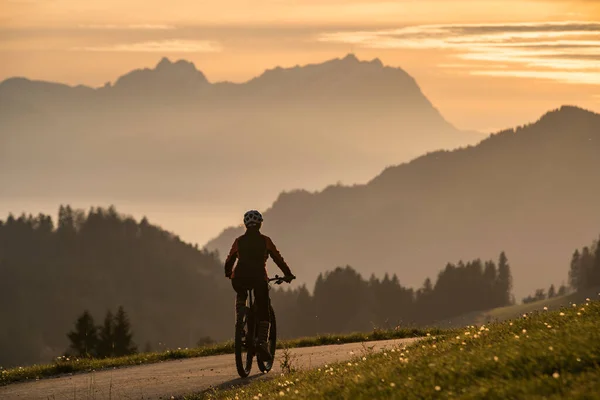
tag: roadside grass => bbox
[0,327,444,386]
[187,295,600,400]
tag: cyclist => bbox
[224,210,296,361]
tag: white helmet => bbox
[243,210,263,227]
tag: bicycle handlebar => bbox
[268,275,295,284]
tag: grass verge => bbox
[0,327,443,386]
[186,295,600,400]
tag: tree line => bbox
[2,206,517,366]
[521,284,567,304]
[568,235,600,292]
[0,206,231,366]
[67,306,137,358]
[520,231,600,303]
[271,252,513,338]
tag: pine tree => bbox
[483,261,498,308]
[113,306,137,356]
[496,251,513,306]
[534,288,546,301]
[67,310,98,358]
[547,284,556,298]
[579,247,594,290]
[416,277,435,321]
[557,284,567,296]
[590,239,600,287]
[96,310,115,358]
[568,249,581,291]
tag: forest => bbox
[0,205,554,366]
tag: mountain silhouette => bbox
[0,55,482,236]
[109,57,210,95]
[205,106,600,298]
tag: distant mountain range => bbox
[206,106,600,298]
[0,55,481,212]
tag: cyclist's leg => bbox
[253,279,270,322]
[254,279,272,360]
[231,278,248,323]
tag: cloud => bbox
[472,70,600,85]
[72,39,222,53]
[317,21,600,85]
[77,24,176,30]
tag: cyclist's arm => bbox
[265,237,293,276]
[224,238,239,277]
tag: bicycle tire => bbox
[235,307,254,378]
[257,305,277,373]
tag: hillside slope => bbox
[206,106,600,298]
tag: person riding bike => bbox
[224,210,296,361]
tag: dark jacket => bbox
[224,229,292,280]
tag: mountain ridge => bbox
[204,104,600,299]
[0,53,414,90]
[1,53,484,261]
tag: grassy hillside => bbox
[190,294,600,399]
[435,286,600,329]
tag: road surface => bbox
[0,338,419,400]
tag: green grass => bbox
[186,295,600,400]
[434,286,600,329]
[0,327,441,386]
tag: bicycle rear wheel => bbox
[235,307,254,378]
[257,305,277,373]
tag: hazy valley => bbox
[1,54,482,246]
[2,54,599,369]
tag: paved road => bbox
[0,338,419,400]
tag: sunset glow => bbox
[2,0,599,130]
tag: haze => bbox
[2,0,599,259]
[2,0,599,131]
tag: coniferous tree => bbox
[579,247,594,290]
[557,284,567,296]
[547,284,556,298]
[534,289,546,301]
[67,310,98,358]
[483,261,497,308]
[415,277,434,319]
[590,239,600,287]
[568,249,582,291]
[97,310,115,358]
[496,251,513,306]
[113,306,137,356]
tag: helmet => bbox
[243,210,263,227]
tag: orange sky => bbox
[1,0,599,131]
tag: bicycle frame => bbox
[234,275,287,378]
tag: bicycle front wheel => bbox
[235,307,254,378]
[257,305,277,373]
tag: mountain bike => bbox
[235,275,287,378]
